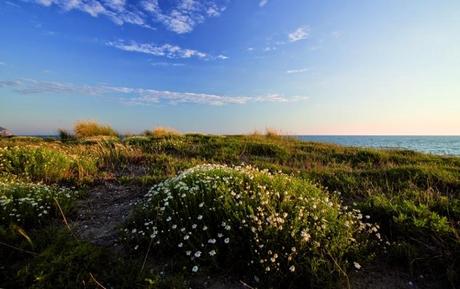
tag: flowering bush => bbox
[124,164,380,288]
[0,179,80,228]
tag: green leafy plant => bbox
[124,164,380,288]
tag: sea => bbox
[295,136,460,156]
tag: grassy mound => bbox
[125,164,380,288]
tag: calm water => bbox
[296,136,460,156]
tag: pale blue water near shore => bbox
[296,136,460,156]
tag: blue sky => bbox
[0,0,459,135]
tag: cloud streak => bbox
[288,26,310,42]
[31,0,227,33]
[107,40,228,60]
[107,40,209,59]
[286,68,310,74]
[259,0,269,7]
[0,79,308,106]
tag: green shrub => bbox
[245,142,289,159]
[146,154,199,179]
[124,135,151,144]
[124,164,380,288]
[149,138,188,155]
[57,129,76,142]
[0,146,97,183]
[360,193,459,285]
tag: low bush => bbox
[360,193,459,285]
[245,142,289,159]
[57,129,76,142]
[124,164,380,288]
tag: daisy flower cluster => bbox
[0,178,79,227]
[124,164,380,286]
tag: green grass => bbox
[0,145,97,184]
[1,227,187,289]
[0,133,459,288]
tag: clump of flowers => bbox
[124,164,380,287]
[0,179,80,228]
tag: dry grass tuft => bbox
[248,128,282,138]
[249,130,263,137]
[74,121,117,139]
[148,127,182,138]
[265,128,281,138]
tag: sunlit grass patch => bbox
[74,121,118,139]
[124,164,380,288]
[248,128,283,138]
[0,145,98,184]
[147,127,182,138]
[84,141,144,171]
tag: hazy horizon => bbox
[1,0,459,135]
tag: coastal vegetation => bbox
[0,122,458,288]
[74,121,118,139]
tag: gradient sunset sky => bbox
[0,0,459,135]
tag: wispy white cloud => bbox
[32,0,226,33]
[0,78,308,106]
[106,40,227,60]
[106,40,207,59]
[259,0,268,7]
[286,68,310,74]
[5,1,21,7]
[264,46,277,52]
[150,62,185,67]
[0,62,6,66]
[143,0,226,34]
[288,26,310,42]
[331,31,342,39]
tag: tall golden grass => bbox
[249,128,281,138]
[146,127,182,137]
[74,121,118,138]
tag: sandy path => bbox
[72,182,145,248]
